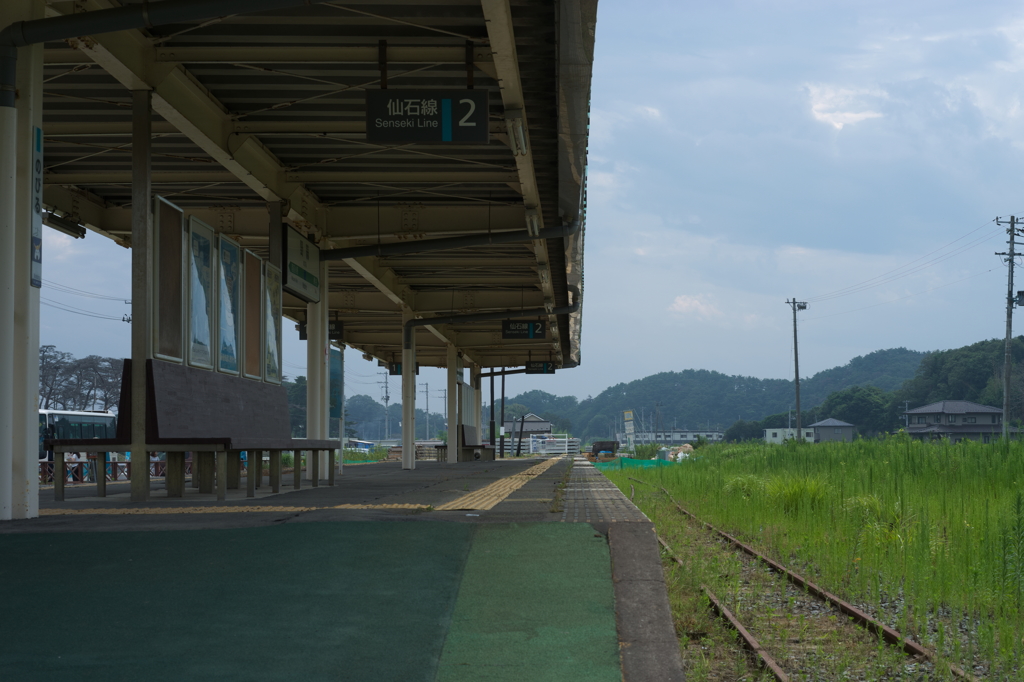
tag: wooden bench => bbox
[46,359,339,501]
[457,424,495,462]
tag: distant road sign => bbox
[502,320,546,339]
[366,89,489,144]
[525,361,556,375]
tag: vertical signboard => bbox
[30,127,42,288]
[217,235,242,374]
[282,226,320,303]
[263,262,283,384]
[329,348,342,420]
[153,197,185,362]
[242,249,263,380]
[187,217,216,369]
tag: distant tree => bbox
[724,419,763,442]
[285,376,307,437]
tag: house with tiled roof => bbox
[808,418,855,443]
[904,400,1009,443]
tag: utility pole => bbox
[378,372,391,440]
[996,216,1022,439]
[420,383,430,440]
[786,299,808,440]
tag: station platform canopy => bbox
[37,0,596,370]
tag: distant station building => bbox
[504,413,553,438]
[809,418,856,443]
[616,428,725,446]
[904,401,1009,443]
[763,427,814,444]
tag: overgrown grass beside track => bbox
[605,437,1024,679]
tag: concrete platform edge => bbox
[609,522,685,682]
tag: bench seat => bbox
[46,359,339,500]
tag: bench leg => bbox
[226,451,240,489]
[166,452,185,498]
[255,451,262,490]
[311,450,320,488]
[216,451,227,501]
[270,450,281,493]
[329,449,336,486]
[293,450,302,490]
[191,452,199,488]
[54,452,65,502]
[199,452,215,494]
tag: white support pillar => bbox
[12,1,42,519]
[446,344,460,464]
[401,310,416,470]
[129,89,152,502]
[471,366,483,438]
[0,0,37,520]
[306,281,322,481]
[318,259,329,479]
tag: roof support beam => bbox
[480,0,560,358]
[44,170,519,185]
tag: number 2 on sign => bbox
[459,99,476,126]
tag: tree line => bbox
[39,345,122,412]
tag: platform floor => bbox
[1,456,683,681]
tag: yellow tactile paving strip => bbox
[433,456,562,511]
[39,503,430,516]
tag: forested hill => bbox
[503,348,926,442]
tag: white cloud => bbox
[806,84,886,129]
[669,294,723,318]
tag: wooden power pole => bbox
[787,299,808,440]
[996,215,1021,439]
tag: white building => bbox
[763,427,814,444]
[616,428,724,447]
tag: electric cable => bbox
[42,278,130,302]
[40,297,125,321]
[803,268,998,322]
[808,219,1002,303]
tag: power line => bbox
[807,219,1001,303]
[40,297,126,321]
[42,279,130,302]
[803,268,998,321]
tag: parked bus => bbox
[38,409,117,462]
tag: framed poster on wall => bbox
[217,235,242,375]
[264,261,283,384]
[152,196,185,363]
[243,249,263,380]
[187,217,216,369]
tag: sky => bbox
[38,0,1024,409]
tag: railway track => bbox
[629,479,978,681]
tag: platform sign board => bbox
[388,362,420,376]
[525,361,556,375]
[298,320,343,341]
[502,320,546,339]
[366,89,489,144]
[282,226,320,303]
[30,127,42,288]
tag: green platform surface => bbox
[0,522,619,682]
[437,523,620,682]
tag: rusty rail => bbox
[658,535,790,681]
[653,484,976,681]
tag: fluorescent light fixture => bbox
[44,212,86,239]
[504,108,528,156]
